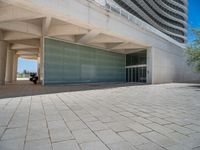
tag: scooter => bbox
[29,73,38,84]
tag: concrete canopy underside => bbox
[0,0,199,84]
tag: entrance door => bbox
[126,65,146,83]
[126,50,147,83]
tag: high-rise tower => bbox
[113,0,188,43]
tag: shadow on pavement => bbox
[0,80,147,99]
[188,85,200,89]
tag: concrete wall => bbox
[152,45,200,84]
[0,41,7,85]
[44,38,126,84]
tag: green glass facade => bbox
[44,38,126,84]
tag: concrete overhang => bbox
[0,0,151,54]
[0,0,184,56]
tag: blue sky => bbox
[18,58,37,73]
[17,0,200,73]
[188,0,200,42]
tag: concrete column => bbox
[40,37,44,85]
[12,53,18,82]
[37,57,40,81]
[147,48,153,84]
[0,41,7,85]
[5,49,14,83]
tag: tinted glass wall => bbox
[126,50,147,66]
[44,38,126,84]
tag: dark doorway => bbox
[126,50,147,83]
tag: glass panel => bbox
[129,68,131,82]
[126,50,147,66]
[139,67,143,82]
[136,68,139,82]
[126,66,147,83]
[133,68,136,82]
[131,68,133,82]
[143,67,147,83]
[126,68,128,82]
[44,38,126,84]
[125,50,147,83]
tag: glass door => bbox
[126,50,147,83]
[126,66,146,83]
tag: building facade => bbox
[113,0,187,43]
[0,0,199,85]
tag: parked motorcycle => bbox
[29,73,38,84]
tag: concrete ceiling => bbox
[0,1,147,59]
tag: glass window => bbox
[126,50,147,66]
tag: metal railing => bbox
[91,0,155,32]
[97,0,138,23]
[90,0,185,47]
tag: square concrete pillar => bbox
[37,57,41,80]
[39,37,44,85]
[147,48,153,84]
[0,41,8,85]
[12,54,18,82]
[5,49,14,83]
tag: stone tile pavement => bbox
[0,83,200,150]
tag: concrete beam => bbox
[89,43,107,49]
[11,43,39,50]
[54,35,75,42]
[105,43,124,49]
[42,17,52,35]
[48,24,89,36]
[0,5,43,22]
[10,39,40,47]
[0,21,42,36]
[110,42,146,50]
[16,51,38,55]
[20,55,38,60]
[75,30,100,44]
[90,34,124,43]
[3,31,39,41]
[16,49,39,53]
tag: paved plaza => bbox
[0,83,200,150]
